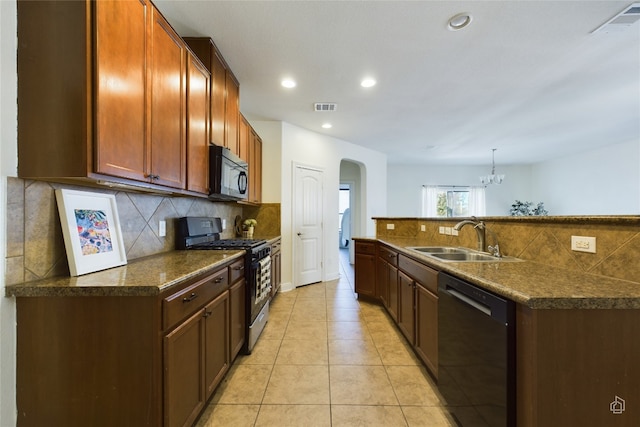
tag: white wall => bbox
[386,164,534,217]
[1,1,17,425]
[252,121,386,290]
[531,140,640,215]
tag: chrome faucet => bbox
[453,218,502,257]
[453,219,486,252]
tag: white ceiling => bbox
[155,0,640,166]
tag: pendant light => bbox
[480,148,505,185]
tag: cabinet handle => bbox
[145,174,160,180]
[214,276,224,283]
[203,310,212,318]
[388,254,395,259]
[234,266,244,271]
[182,292,198,303]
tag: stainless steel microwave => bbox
[209,145,248,201]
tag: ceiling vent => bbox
[592,3,640,33]
[314,103,337,112]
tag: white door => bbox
[293,165,323,286]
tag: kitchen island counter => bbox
[355,237,640,309]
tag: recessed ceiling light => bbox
[281,79,296,88]
[447,13,473,31]
[361,78,376,88]
[322,123,333,129]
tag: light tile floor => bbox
[195,249,456,426]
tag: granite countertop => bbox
[355,237,640,309]
[5,250,245,298]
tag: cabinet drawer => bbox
[229,258,245,284]
[163,268,229,330]
[378,245,398,267]
[355,241,376,255]
[271,239,281,254]
[398,255,438,294]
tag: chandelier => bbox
[480,148,505,185]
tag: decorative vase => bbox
[243,226,254,238]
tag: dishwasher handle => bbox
[446,287,491,317]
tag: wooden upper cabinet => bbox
[186,52,211,194]
[239,114,250,163]
[94,0,147,182]
[17,0,197,193]
[183,38,241,156]
[225,72,240,155]
[249,130,263,204]
[209,48,227,149]
[148,7,186,189]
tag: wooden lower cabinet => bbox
[516,306,640,426]
[229,277,246,361]
[415,283,438,377]
[387,264,399,321]
[355,241,377,298]
[15,259,245,427]
[164,289,233,426]
[376,258,389,305]
[397,270,415,343]
[270,238,282,298]
[164,307,207,427]
[16,296,161,427]
[203,292,230,399]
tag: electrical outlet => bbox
[452,229,459,236]
[158,220,166,237]
[421,224,426,232]
[571,236,596,253]
[222,219,227,230]
[444,227,452,235]
[439,226,445,234]
[386,223,395,230]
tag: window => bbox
[421,186,486,217]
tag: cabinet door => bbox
[204,291,230,398]
[209,47,227,147]
[415,283,438,378]
[239,115,250,162]
[397,271,415,343]
[376,258,389,306]
[355,253,376,298]
[229,278,246,361]
[186,52,210,194]
[225,73,240,155]
[249,130,262,203]
[149,7,186,189]
[164,309,205,427]
[387,264,399,322]
[94,0,147,181]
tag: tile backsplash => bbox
[5,177,243,284]
[375,217,640,284]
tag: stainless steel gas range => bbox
[176,217,271,353]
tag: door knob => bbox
[297,232,303,236]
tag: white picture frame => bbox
[55,189,127,276]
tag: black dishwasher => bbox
[438,272,515,427]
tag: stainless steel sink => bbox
[428,252,499,261]
[407,246,467,254]
[407,246,522,263]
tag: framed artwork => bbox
[55,189,127,276]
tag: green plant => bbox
[243,218,257,229]
[510,200,548,216]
